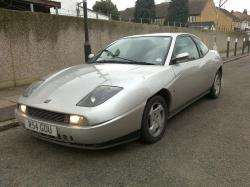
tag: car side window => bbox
[192,37,209,56]
[173,36,200,61]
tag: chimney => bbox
[243,9,248,15]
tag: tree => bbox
[92,0,119,20]
[167,0,188,26]
[134,0,156,23]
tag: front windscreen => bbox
[94,36,172,65]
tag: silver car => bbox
[15,33,223,149]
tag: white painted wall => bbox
[240,21,250,31]
[51,0,77,16]
[87,9,109,20]
[50,0,109,20]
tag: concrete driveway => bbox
[0,56,250,187]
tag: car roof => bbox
[124,33,192,39]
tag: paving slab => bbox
[0,86,24,122]
[0,105,16,122]
[4,95,20,103]
[0,99,16,109]
[0,119,18,132]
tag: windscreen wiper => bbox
[95,59,155,65]
[102,49,155,65]
[95,60,125,64]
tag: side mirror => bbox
[88,54,95,60]
[172,52,190,64]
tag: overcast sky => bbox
[56,0,249,13]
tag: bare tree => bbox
[219,0,229,8]
[213,0,229,50]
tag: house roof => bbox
[219,8,241,22]
[119,7,135,20]
[22,0,61,8]
[189,0,208,16]
[120,0,209,20]
[232,11,250,21]
[155,2,169,18]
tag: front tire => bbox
[141,95,168,144]
[208,71,222,99]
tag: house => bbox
[76,2,110,20]
[218,8,241,31]
[48,0,109,20]
[85,9,110,20]
[0,0,61,14]
[188,0,235,31]
[232,9,250,31]
[120,0,236,31]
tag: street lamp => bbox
[77,0,92,62]
[83,0,92,62]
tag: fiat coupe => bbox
[15,33,223,149]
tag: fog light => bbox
[19,104,27,113]
[70,115,87,126]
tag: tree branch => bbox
[219,0,229,8]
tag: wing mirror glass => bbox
[172,52,190,64]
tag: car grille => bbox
[26,107,70,124]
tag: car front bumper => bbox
[15,104,145,149]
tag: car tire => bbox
[141,95,168,144]
[208,71,222,99]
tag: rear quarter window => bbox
[192,37,209,56]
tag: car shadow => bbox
[167,97,209,127]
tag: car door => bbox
[170,35,208,110]
[192,36,215,89]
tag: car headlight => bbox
[19,104,27,113]
[77,86,123,107]
[23,80,44,97]
[70,115,88,126]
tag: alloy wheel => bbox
[147,102,165,138]
[214,73,221,96]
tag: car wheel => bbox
[208,71,222,99]
[141,95,168,144]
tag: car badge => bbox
[44,99,51,104]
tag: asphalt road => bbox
[1,56,250,187]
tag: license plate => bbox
[25,119,58,137]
